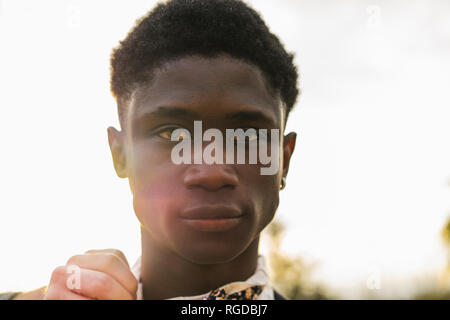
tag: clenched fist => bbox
[44,249,138,300]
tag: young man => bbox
[3,0,299,300]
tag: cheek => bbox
[129,143,181,235]
[133,185,172,227]
[253,173,280,227]
[132,175,188,245]
[240,165,280,230]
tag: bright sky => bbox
[1,0,449,298]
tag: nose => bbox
[183,164,239,191]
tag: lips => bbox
[180,204,244,220]
[179,204,245,232]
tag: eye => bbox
[155,126,189,141]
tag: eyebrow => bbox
[225,110,276,127]
[135,106,200,120]
[135,106,277,126]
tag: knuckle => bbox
[66,254,83,266]
[109,249,128,264]
[50,266,67,282]
[109,249,125,257]
[84,249,101,255]
[84,248,128,266]
[101,253,119,270]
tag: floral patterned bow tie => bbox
[204,282,263,300]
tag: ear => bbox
[107,126,128,178]
[281,132,297,179]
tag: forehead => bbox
[127,55,283,127]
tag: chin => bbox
[173,235,253,265]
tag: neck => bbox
[139,228,260,300]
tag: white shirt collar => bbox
[130,254,274,300]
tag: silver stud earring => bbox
[280,177,286,190]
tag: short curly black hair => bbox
[110,0,299,127]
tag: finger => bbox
[67,253,138,296]
[69,268,135,300]
[44,266,92,300]
[84,249,129,267]
[44,287,91,300]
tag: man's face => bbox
[108,55,296,264]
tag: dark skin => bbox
[107,55,296,299]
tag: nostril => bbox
[183,165,238,191]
